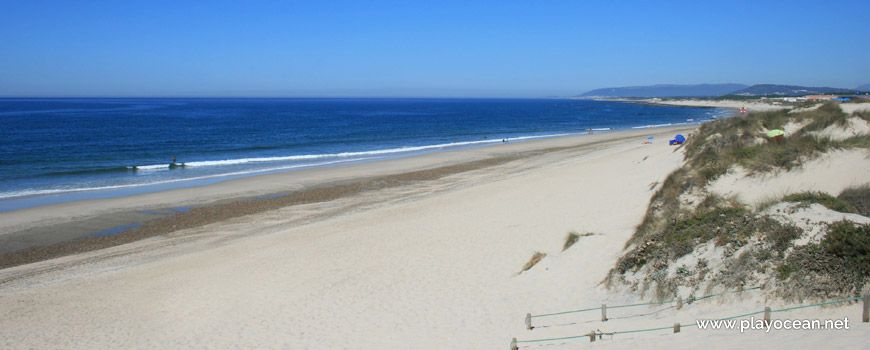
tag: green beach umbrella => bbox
[766,129,784,138]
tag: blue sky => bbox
[1,0,868,97]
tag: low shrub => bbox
[777,221,870,300]
[783,191,854,213]
[838,184,870,217]
[821,221,870,277]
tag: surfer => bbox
[172,156,176,163]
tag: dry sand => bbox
[710,149,870,206]
[1,126,867,349]
[639,98,791,112]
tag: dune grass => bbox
[782,191,854,213]
[628,102,870,249]
[777,221,870,300]
[838,184,870,217]
[610,102,869,298]
[520,252,546,274]
[562,231,594,251]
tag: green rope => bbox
[612,325,674,335]
[609,299,672,309]
[530,306,601,318]
[515,334,588,343]
[531,286,761,318]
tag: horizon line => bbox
[0,95,574,100]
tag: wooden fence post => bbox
[674,322,681,333]
[589,330,596,342]
[676,296,683,310]
[510,337,518,350]
[601,304,607,322]
[764,307,771,326]
[863,294,869,323]
[525,313,532,330]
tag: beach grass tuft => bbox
[520,251,547,273]
[838,184,870,217]
[562,231,594,251]
[782,191,854,213]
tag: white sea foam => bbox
[134,135,582,169]
[134,164,170,170]
[0,157,376,200]
[0,130,639,201]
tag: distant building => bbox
[805,95,837,101]
[783,97,807,103]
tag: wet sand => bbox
[0,126,690,271]
[4,123,865,349]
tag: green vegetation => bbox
[608,101,870,301]
[782,191,854,213]
[777,221,870,300]
[776,263,795,280]
[629,101,869,248]
[683,102,859,180]
[663,207,748,257]
[853,110,870,122]
[616,207,800,275]
[821,221,870,276]
[838,184,870,217]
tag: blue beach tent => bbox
[669,134,685,145]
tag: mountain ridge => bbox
[576,84,747,98]
[578,83,862,98]
[729,84,855,96]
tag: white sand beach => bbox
[1,126,867,349]
[639,98,792,112]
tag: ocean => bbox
[0,98,732,211]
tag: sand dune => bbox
[1,126,866,349]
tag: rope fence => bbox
[510,293,868,350]
[526,286,761,329]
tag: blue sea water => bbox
[0,98,732,211]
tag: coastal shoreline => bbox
[0,122,703,349]
[2,118,865,349]
[588,97,793,112]
[0,125,696,270]
[0,98,723,210]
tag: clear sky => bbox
[1,0,868,98]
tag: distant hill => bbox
[729,84,854,96]
[857,84,870,91]
[576,84,747,98]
